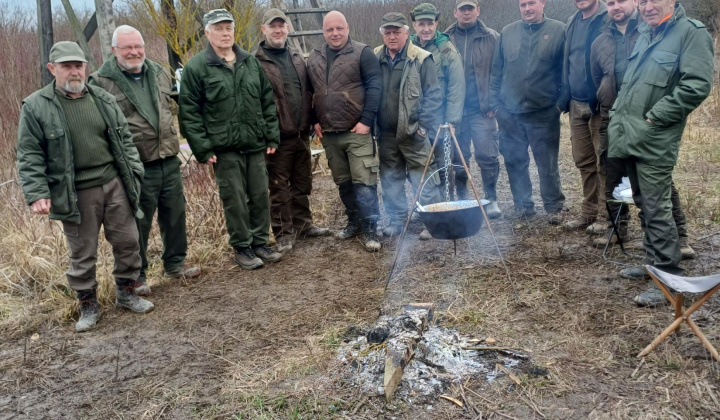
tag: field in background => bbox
[1,1,720,418]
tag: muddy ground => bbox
[2,120,720,419]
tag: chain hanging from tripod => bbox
[443,126,452,202]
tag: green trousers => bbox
[214,150,270,250]
[136,156,187,281]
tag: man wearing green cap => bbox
[179,9,283,269]
[374,12,443,239]
[488,0,566,223]
[445,0,502,218]
[89,25,201,295]
[410,3,465,198]
[254,8,330,253]
[17,41,154,332]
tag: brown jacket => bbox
[89,58,179,163]
[445,20,498,114]
[254,42,313,139]
[307,39,367,132]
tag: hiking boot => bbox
[679,237,696,260]
[253,245,282,263]
[547,211,564,225]
[234,247,264,270]
[419,229,433,241]
[75,289,100,333]
[511,207,537,219]
[115,284,154,314]
[620,266,650,280]
[276,236,293,253]
[382,224,403,238]
[299,225,330,238]
[634,285,669,307]
[586,220,611,235]
[336,218,361,239]
[132,281,151,296]
[362,218,381,252]
[592,221,628,248]
[564,216,595,231]
[485,201,502,219]
[164,265,201,279]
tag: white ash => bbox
[337,319,526,403]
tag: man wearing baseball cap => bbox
[180,9,283,269]
[254,8,330,253]
[445,0,502,219]
[17,41,154,332]
[374,12,443,239]
[410,3,465,205]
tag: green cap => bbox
[412,3,439,21]
[203,9,235,27]
[380,12,408,29]
[262,8,289,26]
[49,41,87,63]
[456,0,478,9]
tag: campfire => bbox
[336,303,532,403]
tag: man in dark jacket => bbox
[308,11,383,252]
[17,42,154,332]
[179,9,282,269]
[410,3,465,198]
[90,26,201,295]
[445,0,502,218]
[489,0,566,223]
[607,0,713,305]
[255,9,330,253]
[374,12,443,239]
[590,0,694,260]
[558,0,610,233]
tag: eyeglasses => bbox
[116,45,145,52]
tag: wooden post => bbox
[37,0,53,86]
[94,0,116,61]
[60,0,99,70]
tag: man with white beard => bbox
[90,25,201,295]
[17,41,153,332]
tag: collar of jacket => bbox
[255,40,296,61]
[40,81,113,106]
[411,30,450,48]
[313,37,357,58]
[638,2,685,36]
[522,14,548,31]
[375,39,426,62]
[445,19,492,39]
[96,57,161,131]
[206,42,251,67]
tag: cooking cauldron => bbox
[417,199,490,240]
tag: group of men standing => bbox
[16,0,714,332]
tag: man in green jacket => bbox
[489,0,566,223]
[17,41,154,332]
[375,12,443,239]
[410,3,465,196]
[179,9,282,269]
[255,9,330,253]
[90,26,201,294]
[445,0,502,218]
[607,0,714,306]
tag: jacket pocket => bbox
[645,50,678,87]
[406,75,421,99]
[43,126,66,175]
[205,76,229,102]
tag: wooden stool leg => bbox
[686,318,720,361]
[674,294,684,337]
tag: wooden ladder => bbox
[271,0,329,58]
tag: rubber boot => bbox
[337,181,361,239]
[679,236,696,260]
[75,288,100,333]
[115,282,155,313]
[362,217,381,252]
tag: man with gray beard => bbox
[17,41,153,332]
[90,25,201,296]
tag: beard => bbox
[117,56,145,72]
[64,79,85,94]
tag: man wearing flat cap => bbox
[254,8,330,253]
[374,12,443,239]
[180,9,283,269]
[17,41,154,333]
[445,0,502,218]
[410,3,465,201]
